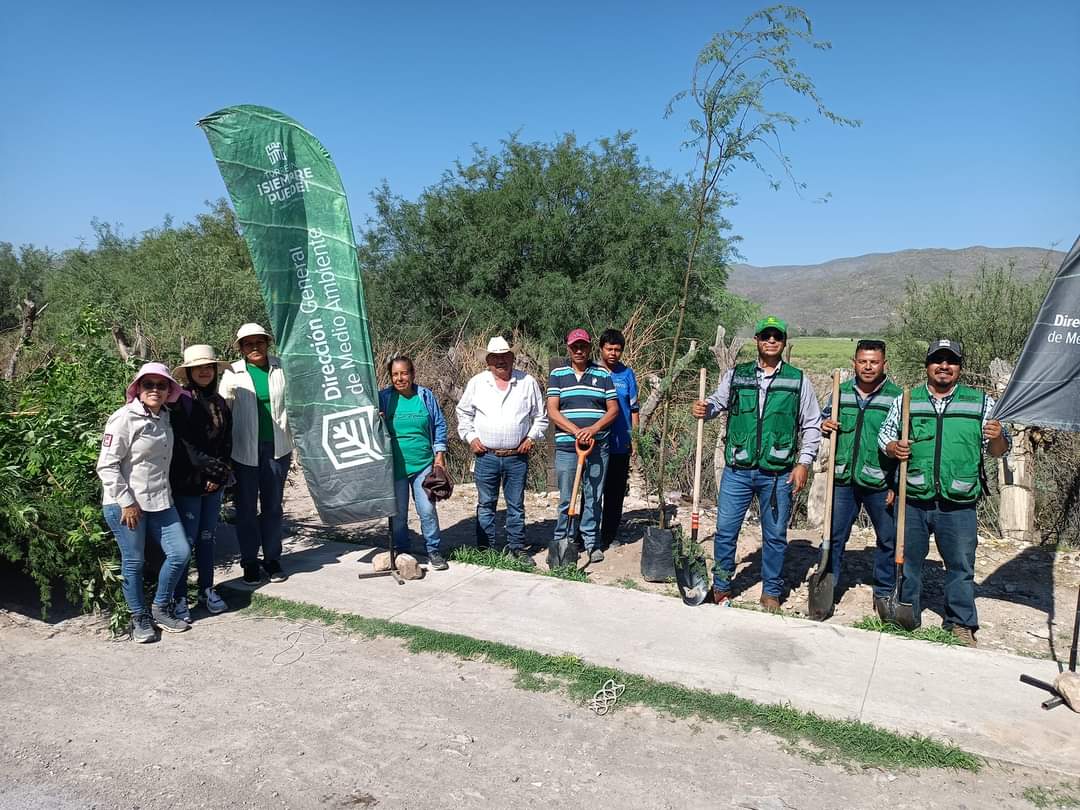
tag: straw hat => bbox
[172,345,230,385]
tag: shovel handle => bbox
[691,368,707,535]
[567,436,593,518]
[820,370,842,553]
[895,387,911,566]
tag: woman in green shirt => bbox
[378,356,449,570]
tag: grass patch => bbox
[245,593,981,772]
[450,546,588,582]
[852,615,964,646]
[1024,782,1080,808]
[614,577,642,591]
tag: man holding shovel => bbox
[692,316,822,611]
[879,339,1010,646]
[818,339,902,611]
[547,329,620,564]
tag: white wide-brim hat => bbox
[234,322,273,346]
[172,345,230,385]
[484,336,514,356]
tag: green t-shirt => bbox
[386,391,433,480]
[246,362,275,442]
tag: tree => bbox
[358,132,743,355]
[652,5,860,521]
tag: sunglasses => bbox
[758,331,785,343]
[140,380,170,391]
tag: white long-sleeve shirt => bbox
[456,370,548,450]
[219,356,292,466]
[96,400,174,510]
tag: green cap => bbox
[753,315,788,337]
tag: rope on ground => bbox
[588,678,625,715]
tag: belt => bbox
[490,448,522,457]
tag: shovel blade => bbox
[674,553,709,606]
[547,537,577,569]
[876,587,918,631]
[807,569,835,621]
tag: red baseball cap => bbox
[566,328,591,346]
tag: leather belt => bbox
[491,448,522,457]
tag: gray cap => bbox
[926,338,963,362]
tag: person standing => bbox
[596,328,639,550]
[379,356,450,570]
[169,345,233,618]
[456,337,548,566]
[547,329,619,564]
[97,363,191,641]
[819,339,901,612]
[220,323,293,586]
[879,339,1009,647]
[692,316,821,611]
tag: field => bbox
[736,336,869,374]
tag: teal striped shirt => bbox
[546,364,616,450]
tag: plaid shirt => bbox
[456,370,548,450]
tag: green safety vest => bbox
[833,378,901,490]
[724,361,803,472]
[906,384,986,503]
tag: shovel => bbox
[675,368,710,606]
[808,370,842,621]
[875,386,917,630]
[547,436,592,569]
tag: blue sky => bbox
[1,1,1076,266]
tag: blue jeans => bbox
[901,499,979,630]
[827,484,896,598]
[174,489,225,596]
[473,452,528,551]
[713,467,793,597]
[234,441,291,565]
[392,464,442,555]
[103,504,190,615]
[554,447,608,552]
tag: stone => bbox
[371,552,392,572]
[1054,672,1080,712]
[370,552,423,580]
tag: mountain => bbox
[727,246,1065,336]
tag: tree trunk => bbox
[3,299,46,381]
[990,358,1037,542]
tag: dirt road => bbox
[2,611,1071,810]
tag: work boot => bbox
[712,588,732,607]
[950,626,977,647]
[241,561,263,586]
[263,559,288,582]
[759,594,782,613]
[589,549,605,564]
[131,613,156,643]
[428,551,449,571]
[152,602,190,633]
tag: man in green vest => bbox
[879,339,1009,647]
[820,339,901,615]
[692,316,822,612]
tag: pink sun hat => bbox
[125,362,185,404]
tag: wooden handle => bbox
[821,370,841,545]
[895,387,911,565]
[691,368,707,522]
[567,438,591,517]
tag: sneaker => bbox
[173,597,193,624]
[427,551,449,571]
[152,602,190,633]
[131,613,156,643]
[263,559,288,583]
[242,562,263,585]
[759,594,782,613]
[950,626,977,647]
[508,548,536,569]
[201,587,227,615]
[589,549,605,564]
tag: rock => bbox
[370,551,423,579]
[1055,672,1080,712]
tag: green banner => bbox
[198,105,395,523]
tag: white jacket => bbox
[219,357,292,466]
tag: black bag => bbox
[641,526,676,582]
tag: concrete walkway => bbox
[217,541,1079,776]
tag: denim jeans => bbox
[103,504,190,616]
[473,452,528,551]
[827,484,896,598]
[600,452,631,548]
[234,441,291,565]
[554,446,608,552]
[392,464,442,555]
[713,467,793,597]
[174,489,225,596]
[901,499,979,630]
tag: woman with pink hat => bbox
[96,363,192,642]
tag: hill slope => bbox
[728,246,1064,335]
